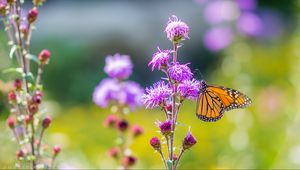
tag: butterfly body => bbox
[196,80,252,122]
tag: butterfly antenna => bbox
[194,69,204,80]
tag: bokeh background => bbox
[1,0,300,169]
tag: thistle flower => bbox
[131,124,143,137]
[7,91,16,102]
[203,26,233,52]
[178,79,200,100]
[104,54,133,79]
[165,15,189,42]
[150,137,161,151]
[32,91,43,104]
[237,12,263,37]
[168,63,193,83]
[148,48,171,71]
[16,150,24,160]
[142,81,172,109]
[156,119,172,136]
[182,130,197,150]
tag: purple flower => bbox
[93,78,143,110]
[148,47,171,71]
[122,81,144,110]
[165,15,189,42]
[203,26,233,52]
[178,79,200,100]
[237,12,263,37]
[104,54,133,79]
[237,0,257,11]
[156,119,172,136]
[204,0,239,25]
[150,137,161,151]
[142,81,171,109]
[168,63,193,82]
[93,78,121,108]
[182,130,197,150]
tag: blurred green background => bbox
[1,0,300,169]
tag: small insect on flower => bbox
[196,80,252,122]
[165,15,190,42]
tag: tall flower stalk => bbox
[93,54,144,169]
[143,15,198,170]
[1,0,60,169]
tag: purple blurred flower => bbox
[182,130,197,150]
[148,47,171,71]
[203,26,233,52]
[142,81,171,109]
[178,79,200,100]
[104,54,133,79]
[156,119,172,136]
[204,0,239,25]
[237,0,257,11]
[165,15,189,42]
[93,78,143,110]
[258,10,284,39]
[150,137,161,151]
[168,63,193,82]
[237,12,263,37]
[122,81,144,110]
[93,78,120,108]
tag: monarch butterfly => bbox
[196,80,252,122]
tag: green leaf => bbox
[23,72,34,83]
[9,45,18,59]
[26,54,40,64]
[2,67,23,74]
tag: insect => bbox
[196,80,252,122]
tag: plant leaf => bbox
[166,160,173,170]
[26,54,40,64]
[9,45,18,59]
[2,67,23,74]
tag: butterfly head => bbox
[199,80,207,93]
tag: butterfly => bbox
[196,80,252,122]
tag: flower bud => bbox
[182,130,197,150]
[28,7,38,23]
[150,137,161,151]
[7,91,16,102]
[165,104,172,112]
[16,150,24,159]
[122,156,137,167]
[108,147,119,158]
[116,119,128,132]
[7,117,15,129]
[172,154,178,161]
[28,102,39,114]
[42,116,52,129]
[157,119,172,136]
[53,145,61,156]
[38,49,51,64]
[32,91,43,104]
[24,114,33,124]
[103,114,118,128]
[13,79,22,90]
[20,25,28,36]
[131,124,143,137]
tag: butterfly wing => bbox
[196,85,252,122]
[196,88,225,122]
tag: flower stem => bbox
[174,149,185,169]
[30,122,36,170]
[37,128,45,156]
[159,150,168,169]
